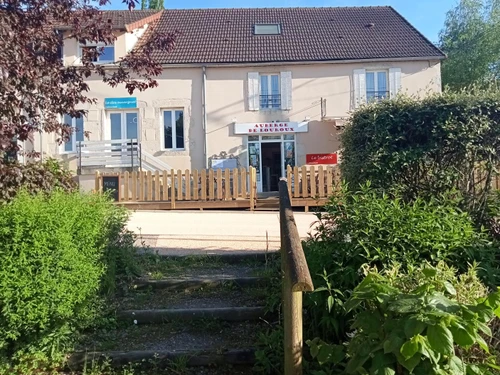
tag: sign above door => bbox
[104,97,137,109]
[234,121,308,135]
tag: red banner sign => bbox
[306,153,338,165]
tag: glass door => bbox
[248,139,262,193]
[108,111,139,166]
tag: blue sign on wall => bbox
[104,97,137,109]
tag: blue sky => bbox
[106,0,457,44]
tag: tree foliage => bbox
[440,0,500,90]
[141,0,164,9]
[0,0,175,157]
[340,89,500,223]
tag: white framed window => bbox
[162,109,185,150]
[259,74,281,109]
[353,68,401,108]
[61,114,84,153]
[366,70,389,102]
[107,111,138,141]
[79,42,115,64]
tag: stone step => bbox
[72,320,274,371]
[134,276,267,291]
[118,306,268,324]
[68,349,256,370]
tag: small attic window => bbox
[254,24,281,35]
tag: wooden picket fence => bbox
[95,167,257,210]
[286,165,342,200]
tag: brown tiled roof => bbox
[55,10,161,30]
[145,7,444,64]
[102,10,161,30]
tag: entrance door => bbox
[261,142,281,192]
[248,135,296,193]
[108,111,139,166]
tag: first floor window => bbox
[366,71,388,102]
[62,114,84,152]
[260,74,280,109]
[79,42,115,63]
[163,110,184,150]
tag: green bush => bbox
[308,264,500,374]
[0,190,131,371]
[340,89,500,223]
[304,184,498,343]
[0,158,77,203]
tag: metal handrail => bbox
[279,178,314,375]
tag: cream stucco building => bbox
[32,7,445,193]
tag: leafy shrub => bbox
[303,184,498,343]
[0,158,77,203]
[0,190,130,371]
[308,264,500,374]
[340,88,500,223]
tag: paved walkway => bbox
[127,210,319,255]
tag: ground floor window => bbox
[162,110,185,150]
[62,114,84,153]
[247,134,296,193]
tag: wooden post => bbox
[177,170,183,201]
[310,166,316,198]
[293,166,300,198]
[154,171,160,201]
[249,167,256,211]
[147,171,153,201]
[185,169,191,201]
[279,179,314,375]
[162,170,169,201]
[240,168,247,198]
[233,168,239,199]
[95,171,100,192]
[139,171,145,201]
[217,168,223,200]
[327,167,333,196]
[193,169,199,200]
[224,168,231,200]
[318,166,325,198]
[287,165,292,200]
[171,169,176,209]
[301,166,308,198]
[209,169,215,200]
[131,171,137,201]
[201,169,207,201]
[124,171,130,201]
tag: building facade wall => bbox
[37,56,442,174]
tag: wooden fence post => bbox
[249,167,256,211]
[279,179,314,375]
[95,171,100,193]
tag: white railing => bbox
[141,149,172,172]
[77,139,173,174]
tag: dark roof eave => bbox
[156,55,446,67]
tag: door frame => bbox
[247,134,297,193]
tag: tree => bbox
[0,0,175,158]
[439,0,500,90]
[141,0,164,10]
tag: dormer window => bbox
[79,42,115,64]
[254,24,281,35]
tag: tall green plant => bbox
[341,89,500,223]
[309,266,500,374]
[304,184,498,343]
[0,190,131,372]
